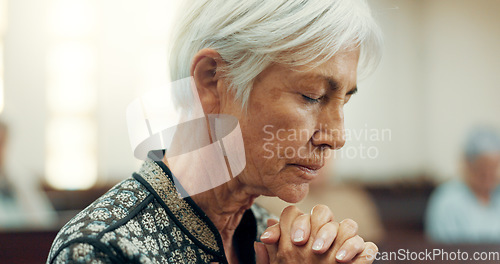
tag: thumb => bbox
[267,218,279,227]
[254,242,270,264]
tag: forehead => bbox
[290,49,360,89]
[253,49,360,90]
[309,49,360,73]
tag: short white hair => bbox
[169,0,383,109]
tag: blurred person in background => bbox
[256,159,385,243]
[425,126,500,243]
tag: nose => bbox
[311,104,346,150]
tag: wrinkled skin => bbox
[190,48,377,263]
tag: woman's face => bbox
[224,50,359,203]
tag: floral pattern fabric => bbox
[47,160,272,264]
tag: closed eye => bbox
[347,87,358,96]
[302,94,322,103]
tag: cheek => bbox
[247,110,314,151]
[237,114,318,189]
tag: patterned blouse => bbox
[47,160,273,264]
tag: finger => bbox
[311,221,339,254]
[254,242,270,264]
[310,204,335,236]
[350,242,379,264]
[278,205,305,243]
[290,214,311,245]
[263,242,279,263]
[335,235,364,262]
[260,222,280,244]
[332,218,358,250]
[267,218,279,227]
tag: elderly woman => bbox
[47,0,382,263]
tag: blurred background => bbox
[0,0,499,263]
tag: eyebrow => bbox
[323,76,358,95]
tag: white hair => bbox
[169,0,383,109]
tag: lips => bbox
[289,163,324,180]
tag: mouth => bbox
[289,163,323,180]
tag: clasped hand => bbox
[254,205,378,264]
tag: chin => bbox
[276,183,310,203]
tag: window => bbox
[0,0,7,114]
[45,0,97,190]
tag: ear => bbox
[190,48,225,114]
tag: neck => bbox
[465,177,492,205]
[191,178,258,241]
[191,178,257,264]
[474,190,491,205]
[162,156,258,238]
[162,156,258,263]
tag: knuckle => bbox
[294,214,310,226]
[275,251,286,261]
[340,218,358,233]
[342,235,365,253]
[325,221,337,229]
[282,205,301,216]
[322,221,338,234]
[351,238,363,252]
[311,204,333,219]
[296,213,309,221]
[276,245,294,259]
